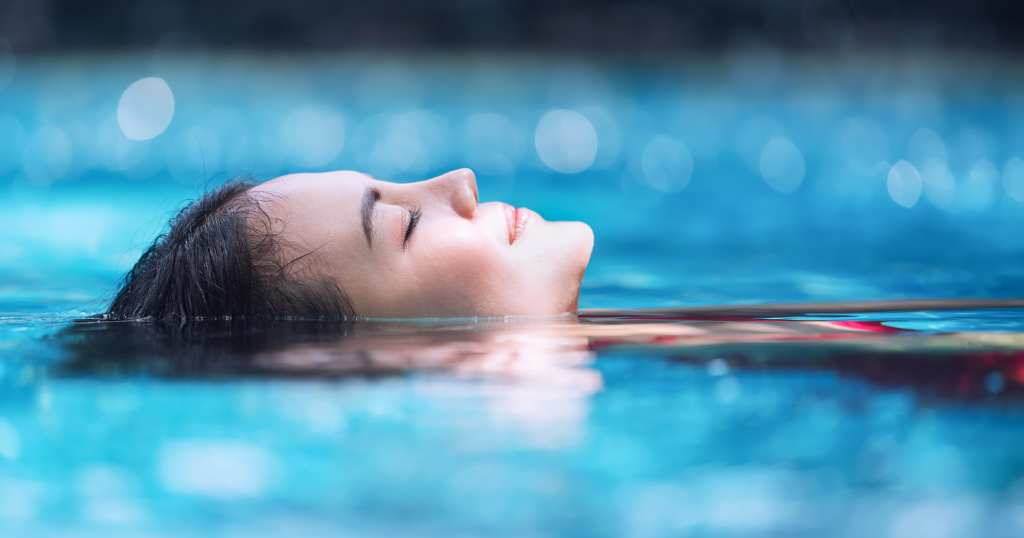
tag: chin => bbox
[569,222,595,308]
[566,221,595,274]
[508,219,594,315]
[549,221,595,314]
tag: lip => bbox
[503,204,531,244]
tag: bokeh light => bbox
[907,128,947,170]
[117,78,175,141]
[1003,156,1024,204]
[759,137,805,193]
[962,158,999,211]
[280,106,345,169]
[641,135,693,193]
[159,441,275,498]
[534,110,598,174]
[887,160,922,208]
[706,358,729,376]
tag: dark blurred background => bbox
[1,0,1022,53]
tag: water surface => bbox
[1,301,1024,536]
[3,52,1024,536]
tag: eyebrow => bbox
[361,187,381,248]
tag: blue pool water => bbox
[1,53,1023,314]
[2,52,1024,536]
[3,309,1024,537]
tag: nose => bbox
[426,168,478,219]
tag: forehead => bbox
[252,171,372,199]
[249,171,374,252]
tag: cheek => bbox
[414,230,511,312]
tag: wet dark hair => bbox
[105,177,354,321]
[55,318,360,377]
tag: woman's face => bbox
[251,169,594,318]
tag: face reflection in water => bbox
[251,169,594,318]
[53,305,1024,449]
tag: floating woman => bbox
[105,168,595,320]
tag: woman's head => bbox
[107,169,593,320]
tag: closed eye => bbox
[403,207,421,249]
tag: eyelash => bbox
[403,207,421,249]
